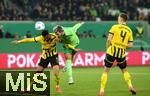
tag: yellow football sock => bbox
[100,73,108,90]
[124,71,132,87]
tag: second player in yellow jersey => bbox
[98,13,136,96]
[107,23,133,58]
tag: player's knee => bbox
[36,65,45,71]
[53,65,59,74]
[103,67,110,73]
[54,71,59,76]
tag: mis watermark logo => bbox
[0,71,50,96]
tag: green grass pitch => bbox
[0,66,149,96]
[50,66,150,96]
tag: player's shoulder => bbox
[111,24,119,29]
[62,26,69,31]
[126,25,132,31]
[49,33,58,38]
[117,24,132,32]
[124,25,132,33]
[49,32,56,36]
[112,24,119,26]
[34,35,43,42]
[63,27,73,35]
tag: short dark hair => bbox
[119,13,128,21]
[42,30,49,36]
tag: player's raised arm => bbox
[72,21,85,32]
[12,38,36,44]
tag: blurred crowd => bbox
[0,0,150,22]
[0,0,149,39]
[0,27,32,39]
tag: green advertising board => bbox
[0,21,146,37]
[0,21,149,53]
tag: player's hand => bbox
[80,21,85,25]
[11,40,20,44]
[74,48,81,52]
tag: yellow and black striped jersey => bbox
[106,24,133,58]
[34,33,58,59]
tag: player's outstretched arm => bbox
[73,21,85,32]
[12,38,35,44]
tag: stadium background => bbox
[0,0,150,96]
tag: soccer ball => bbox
[35,21,45,30]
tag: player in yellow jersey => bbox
[98,13,136,96]
[12,30,61,93]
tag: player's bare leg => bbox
[98,67,110,96]
[36,65,45,72]
[53,65,61,93]
[65,53,74,84]
[121,69,136,96]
